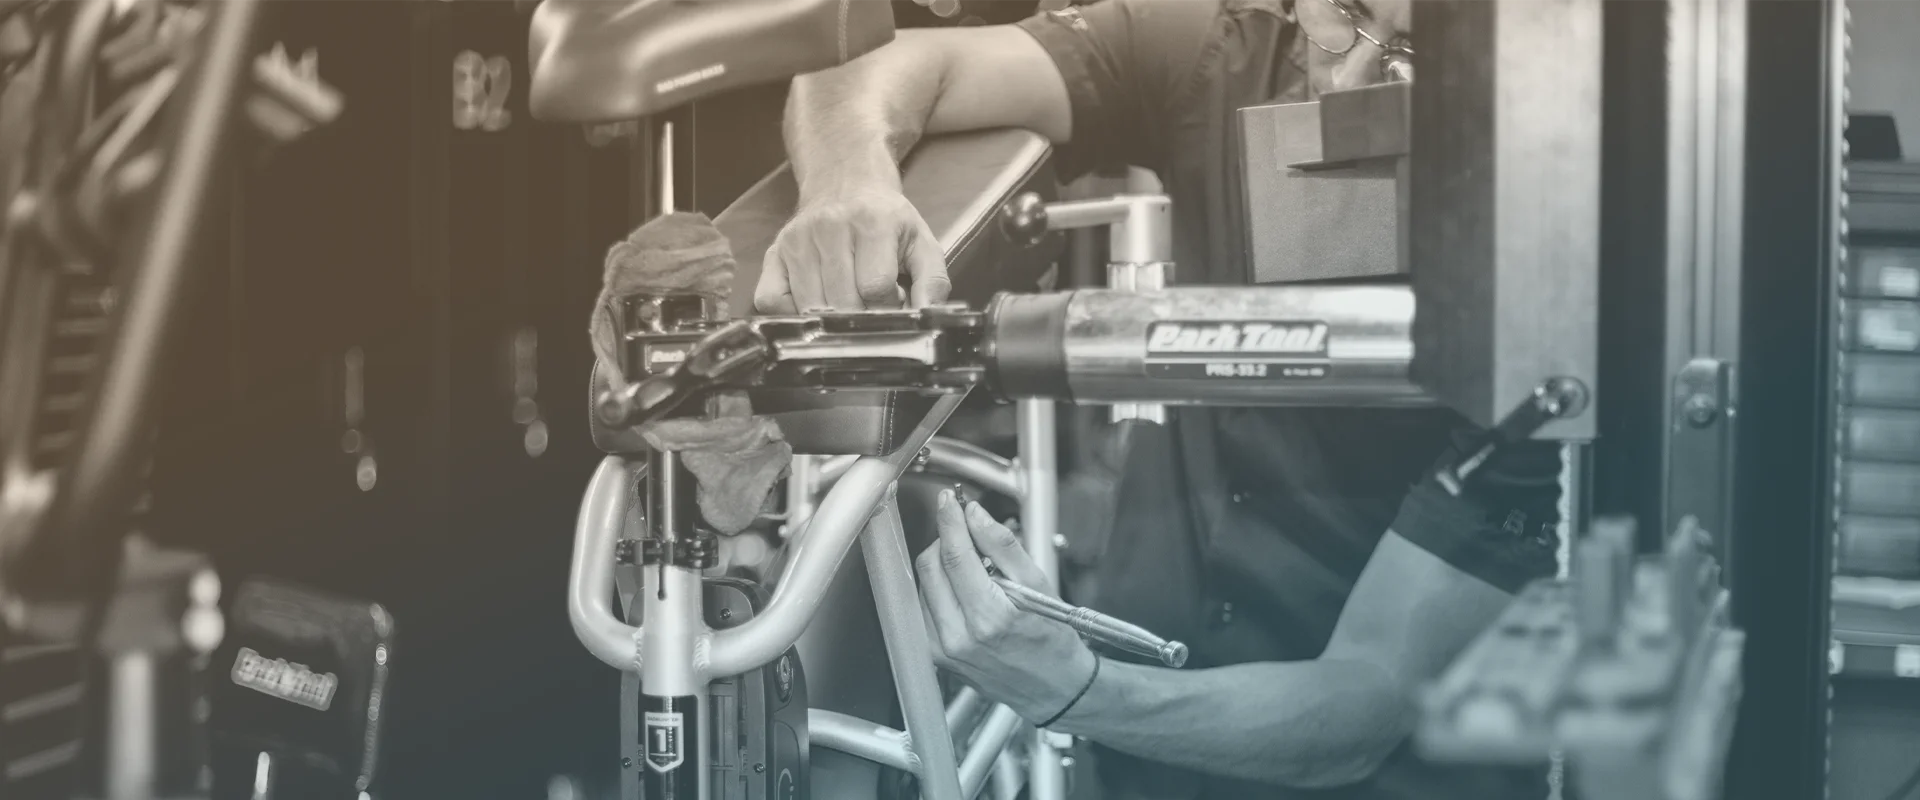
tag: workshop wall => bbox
[1851,0,1920,159]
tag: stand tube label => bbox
[643,695,698,800]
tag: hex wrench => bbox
[989,575,1189,668]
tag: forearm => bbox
[784,31,947,202]
[1051,657,1416,789]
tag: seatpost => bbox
[633,116,713,800]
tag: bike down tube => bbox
[704,392,969,678]
[863,491,965,800]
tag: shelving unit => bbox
[1834,160,1920,681]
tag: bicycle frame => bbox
[573,392,1020,800]
[571,184,1173,800]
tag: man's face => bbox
[1296,0,1413,94]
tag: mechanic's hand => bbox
[754,188,950,313]
[915,490,1097,724]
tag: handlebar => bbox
[568,393,969,677]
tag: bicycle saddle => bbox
[528,0,896,123]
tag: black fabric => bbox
[1016,3,1561,799]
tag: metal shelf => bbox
[1849,161,1920,236]
[1833,576,1920,678]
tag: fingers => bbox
[922,602,952,665]
[936,491,1015,638]
[781,226,831,311]
[754,248,798,315]
[767,194,937,312]
[853,225,904,309]
[818,221,865,310]
[964,502,1051,593]
[916,540,968,656]
[904,221,951,308]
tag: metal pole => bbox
[992,751,1025,800]
[706,393,968,677]
[570,458,642,670]
[250,752,275,800]
[1017,398,1068,800]
[861,494,964,800]
[641,449,707,800]
[947,685,991,742]
[783,454,820,540]
[105,652,156,800]
[806,709,919,775]
[925,438,1022,499]
[959,706,1026,800]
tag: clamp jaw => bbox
[596,295,995,429]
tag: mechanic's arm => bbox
[758,26,1070,313]
[1059,533,1514,787]
[920,489,1533,789]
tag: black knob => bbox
[596,384,640,428]
[1000,192,1049,248]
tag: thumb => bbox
[903,222,951,308]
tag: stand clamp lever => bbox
[1436,377,1590,497]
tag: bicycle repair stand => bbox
[594,119,801,800]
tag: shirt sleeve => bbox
[1014,0,1227,179]
[1389,416,1565,594]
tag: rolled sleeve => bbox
[1014,0,1226,178]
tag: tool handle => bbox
[995,578,1189,668]
[1435,376,1589,496]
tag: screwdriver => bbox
[987,571,1189,668]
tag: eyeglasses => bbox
[1299,0,1415,82]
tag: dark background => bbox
[141,2,1068,798]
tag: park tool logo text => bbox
[231,647,338,711]
[1146,322,1330,355]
